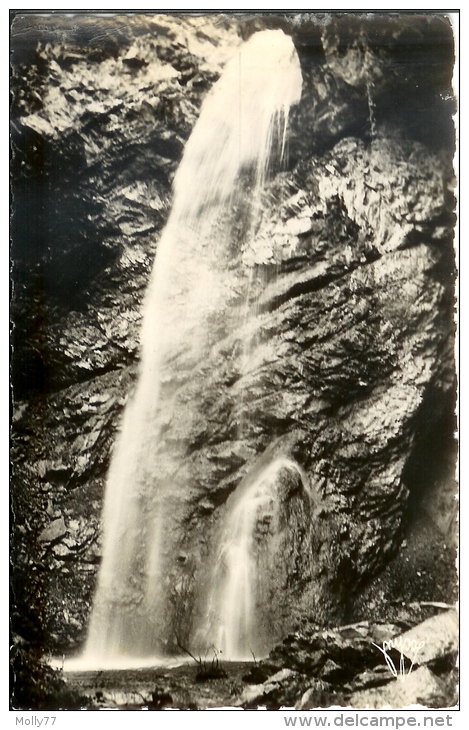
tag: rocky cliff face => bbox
[11,11,457,666]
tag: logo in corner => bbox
[371,637,425,680]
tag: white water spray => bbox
[84,29,302,665]
[204,457,311,660]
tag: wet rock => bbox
[296,679,335,709]
[242,664,275,685]
[52,543,71,558]
[240,611,457,709]
[268,623,385,677]
[345,666,392,693]
[240,669,310,709]
[352,666,448,709]
[391,610,458,665]
[38,517,67,544]
[122,47,148,70]
[319,659,345,682]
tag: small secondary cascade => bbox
[202,458,311,660]
[84,29,302,665]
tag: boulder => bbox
[38,517,67,544]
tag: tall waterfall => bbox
[84,29,302,665]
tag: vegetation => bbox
[176,641,228,681]
[10,642,89,710]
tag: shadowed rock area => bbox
[10,12,457,709]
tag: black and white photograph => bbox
[10,10,459,711]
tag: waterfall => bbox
[201,457,312,660]
[84,29,302,666]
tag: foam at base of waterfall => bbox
[52,655,191,672]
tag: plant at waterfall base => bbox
[168,559,227,679]
[176,640,227,682]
